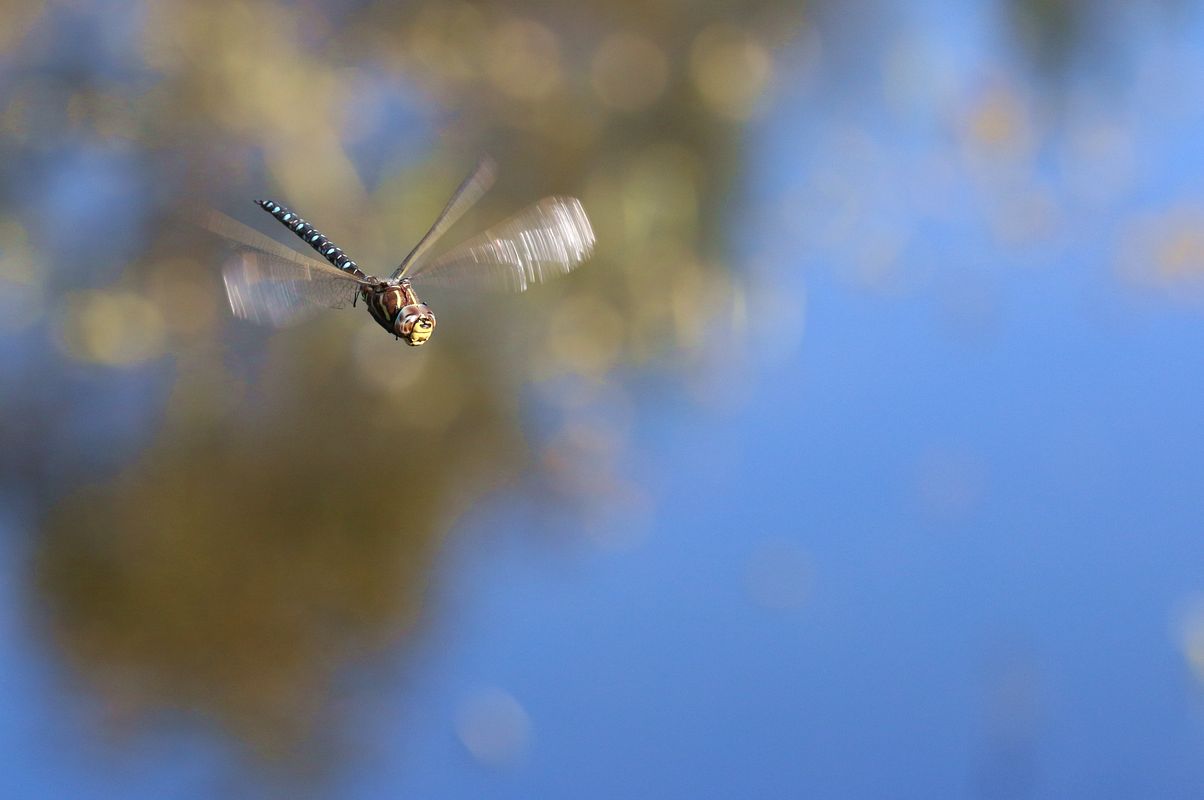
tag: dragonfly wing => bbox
[204,210,375,326]
[204,210,374,283]
[391,157,497,280]
[221,250,368,327]
[406,197,595,293]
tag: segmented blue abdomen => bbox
[256,199,369,280]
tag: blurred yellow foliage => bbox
[59,290,167,366]
[1118,206,1204,292]
[963,83,1033,159]
[591,32,669,112]
[0,0,44,53]
[690,24,774,121]
[486,19,564,101]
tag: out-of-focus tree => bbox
[3,0,801,762]
[1005,0,1183,71]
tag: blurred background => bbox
[2,0,1204,796]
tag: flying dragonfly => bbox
[205,158,596,346]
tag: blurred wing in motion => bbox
[391,157,497,280]
[406,197,596,293]
[222,251,367,327]
[205,210,374,326]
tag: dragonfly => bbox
[204,158,596,346]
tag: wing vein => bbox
[391,157,497,280]
[407,197,596,294]
[203,211,375,327]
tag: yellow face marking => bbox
[408,315,434,345]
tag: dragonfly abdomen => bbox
[256,199,369,281]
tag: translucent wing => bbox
[221,250,368,327]
[406,197,596,293]
[203,210,374,282]
[391,157,497,280]
[204,211,374,327]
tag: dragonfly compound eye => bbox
[395,308,435,345]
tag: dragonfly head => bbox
[395,303,436,346]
